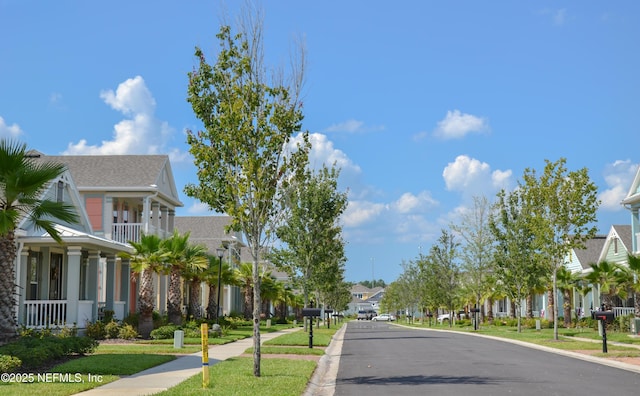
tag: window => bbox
[614,238,619,254]
[57,180,64,202]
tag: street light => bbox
[215,247,225,324]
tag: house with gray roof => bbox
[622,165,640,254]
[14,151,183,330]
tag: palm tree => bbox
[178,244,210,320]
[204,256,237,320]
[235,262,255,320]
[0,140,78,342]
[162,231,207,325]
[557,266,580,327]
[119,233,165,338]
[585,260,628,310]
[234,262,273,320]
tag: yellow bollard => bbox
[201,323,209,388]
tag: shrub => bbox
[85,321,106,340]
[0,354,21,372]
[0,335,97,369]
[104,321,120,339]
[118,323,139,340]
[150,325,180,340]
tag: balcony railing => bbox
[24,300,67,328]
[112,223,142,244]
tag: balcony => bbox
[112,223,142,244]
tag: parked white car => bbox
[437,313,452,324]
[372,313,395,322]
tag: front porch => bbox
[22,300,127,329]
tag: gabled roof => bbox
[28,151,183,207]
[573,235,607,270]
[350,284,371,294]
[622,165,640,205]
[597,224,633,263]
[174,215,245,253]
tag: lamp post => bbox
[215,248,225,325]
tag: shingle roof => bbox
[174,216,242,253]
[39,154,170,188]
[612,224,632,251]
[574,235,607,270]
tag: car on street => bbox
[437,313,452,324]
[372,313,395,322]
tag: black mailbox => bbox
[594,311,614,324]
[470,308,480,313]
[302,308,321,317]
[325,309,334,314]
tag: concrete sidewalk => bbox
[76,326,304,396]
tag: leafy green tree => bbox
[428,229,460,325]
[450,195,496,318]
[490,189,541,332]
[185,14,309,376]
[0,140,79,341]
[520,158,599,339]
[273,165,347,310]
[119,233,165,338]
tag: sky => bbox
[1,1,639,284]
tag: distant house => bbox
[347,284,385,314]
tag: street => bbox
[334,321,640,396]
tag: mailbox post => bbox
[470,307,481,331]
[325,309,334,329]
[302,308,321,348]
[593,311,614,353]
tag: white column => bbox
[66,246,82,326]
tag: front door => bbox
[49,253,64,300]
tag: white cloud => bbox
[306,133,361,175]
[64,76,181,158]
[433,110,489,139]
[443,155,512,197]
[343,200,385,227]
[392,192,437,214]
[0,116,23,138]
[324,119,384,134]
[598,160,639,211]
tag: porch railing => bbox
[24,300,67,328]
[613,307,635,317]
[111,223,142,244]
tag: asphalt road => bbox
[334,321,640,396]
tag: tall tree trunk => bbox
[206,283,217,320]
[243,284,253,320]
[0,232,18,343]
[487,297,494,324]
[563,289,572,328]
[526,294,533,319]
[167,267,183,325]
[138,268,156,339]
[252,257,262,377]
[189,279,202,320]
[547,289,554,321]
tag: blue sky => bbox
[1,1,639,283]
